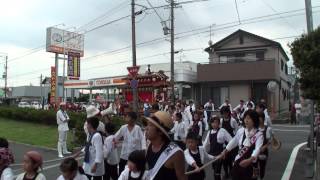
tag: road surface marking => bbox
[281,142,307,180]
[273,129,309,132]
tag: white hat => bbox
[86,105,100,118]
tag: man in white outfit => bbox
[57,102,71,158]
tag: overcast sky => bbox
[0,0,319,87]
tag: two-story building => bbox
[196,29,290,115]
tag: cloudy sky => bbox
[0,0,319,87]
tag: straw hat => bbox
[144,111,173,139]
[86,105,100,118]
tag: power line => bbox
[234,0,241,24]
[7,7,320,80]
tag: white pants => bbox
[58,131,68,143]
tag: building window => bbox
[256,51,265,61]
[233,53,245,62]
[281,59,284,71]
[285,64,288,74]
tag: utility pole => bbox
[170,0,175,104]
[4,55,7,100]
[131,0,138,113]
[304,0,316,179]
[40,74,44,109]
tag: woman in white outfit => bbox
[56,102,71,158]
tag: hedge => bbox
[0,106,125,148]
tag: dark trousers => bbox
[187,166,205,180]
[259,159,267,179]
[231,163,257,180]
[119,158,127,175]
[224,148,237,177]
[212,159,223,180]
[104,160,118,180]
[85,174,102,180]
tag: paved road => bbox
[9,124,310,180]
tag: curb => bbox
[8,140,57,151]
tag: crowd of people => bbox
[0,98,275,180]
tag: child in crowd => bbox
[189,111,204,139]
[16,151,46,180]
[115,112,146,174]
[203,116,232,180]
[171,112,188,150]
[258,112,272,179]
[185,132,214,180]
[57,157,88,180]
[103,123,119,180]
[118,150,148,180]
[83,117,105,180]
[0,146,14,180]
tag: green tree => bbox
[290,26,320,102]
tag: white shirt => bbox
[171,121,188,141]
[220,118,239,135]
[233,104,246,112]
[118,166,148,180]
[0,167,13,180]
[103,135,120,165]
[259,126,272,141]
[219,103,232,111]
[226,128,263,161]
[57,172,88,180]
[181,111,191,127]
[115,124,146,160]
[245,101,255,109]
[204,102,214,111]
[264,109,272,127]
[57,109,69,131]
[184,146,214,166]
[16,173,46,180]
[84,121,105,138]
[295,103,302,114]
[203,128,232,152]
[83,132,105,176]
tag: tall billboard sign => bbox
[46,27,84,57]
[67,52,80,80]
[50,66,56,99]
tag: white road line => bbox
[281,142,307,180]
[273,129,310,132]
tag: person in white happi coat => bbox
[219,105,239,178]
[170,112,188,150]
[82,117,105,180]
[220,110,264,180]
[203,116,232,180]
[219,99,232,111]
[114,111,146,175]
[256,103,272,127]
[245,98,255,110]
[204,99,215,131]
[84,106,106,139]
[56,102,71,158]
[257,112,272,179]
[180,104,192,128]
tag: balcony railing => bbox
[209,57,275,64]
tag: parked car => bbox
[18,102,30,108]
[31,101,41,109]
